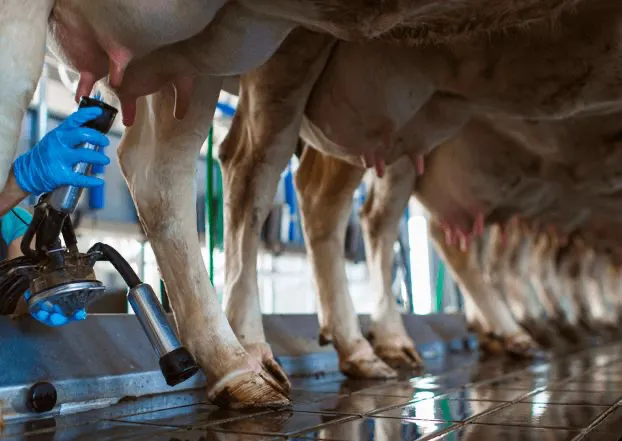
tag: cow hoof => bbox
[208,368,291,409]
[504,334,541,359]
[367,330,423,370]
[529,324,567,350]
[557,322,590,346]
[340,356,398,379]
[600,323,618,341]
[244,342,291,395]
[339,340,397,379]
[480,334,505,355]
[373,340,423,370]
[318,329,333,346]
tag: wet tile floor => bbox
[6,344,622,440]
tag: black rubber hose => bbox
[88,242,141,288]
[0,256,36,273]
[20,207,45,258]
[0,256,37,315]
[61,216,79,252]
[0,275,29,314]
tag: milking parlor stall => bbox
[4,1,622,440]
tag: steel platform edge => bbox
[0,312,476,422]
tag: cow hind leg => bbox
[0,0,53,190]
[430,223,540,359]
[118,77,288,408]
[296,148,396,379]
[218,28,335,393]
[462,292,506,354]
[359,157,422,370]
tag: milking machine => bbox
[0,95,199,388]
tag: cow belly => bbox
[300,116,363,167]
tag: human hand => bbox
[13,106,110,195]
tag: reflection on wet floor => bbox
[5,344,622,440]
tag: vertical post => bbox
[401,206,414,314]
[36,63,48,143]
[138,241,146,281]
[30,63,48,206]
[206,126,215,284]
[283,161,299,243]
[435,262,445,313]
[455,283,464,312]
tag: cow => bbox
[0,0,609,408]
[211,0,622,386]
[293,143,622,361]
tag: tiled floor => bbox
[5,344,622,440]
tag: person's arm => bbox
[0,168,28,217]
[4,206,33,259]
[7,238,24,260]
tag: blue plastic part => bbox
[24,290,87,328]
[89,150,105,210]
[216,101,236,117]
[283,162,300,243]
[91,163,105,175]
[89,182,105,210]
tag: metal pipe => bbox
[127,284,180,358]
[206,126,214,284]
[138,241,145,281]
[435,261,446,314]
[401,207,414,314]
[36,63,48,143]
[127,283,199,386]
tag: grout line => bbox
[570,394,622,440]
[105,408,278,430]
[418,422,467,441]
[364,346,619,419]
[418,346,622,440]
[27,344,622,439]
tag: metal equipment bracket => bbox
[0,312,475,421]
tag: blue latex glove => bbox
[23,291,87,327]
[13,107,111,194]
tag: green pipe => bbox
[439,398,453,433]
[206,126,215,284]
[435,261,445,313]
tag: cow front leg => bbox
[219,28,335,393]
[118,77,288,408]
[296,148,396,379]
[0,0,53,189]
[359,157,422,369]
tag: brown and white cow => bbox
[293,144,622,361]
[211,0,622,385]
[0,0,614,408]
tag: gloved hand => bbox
[13,106,111,195]
[23,291,87,327]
